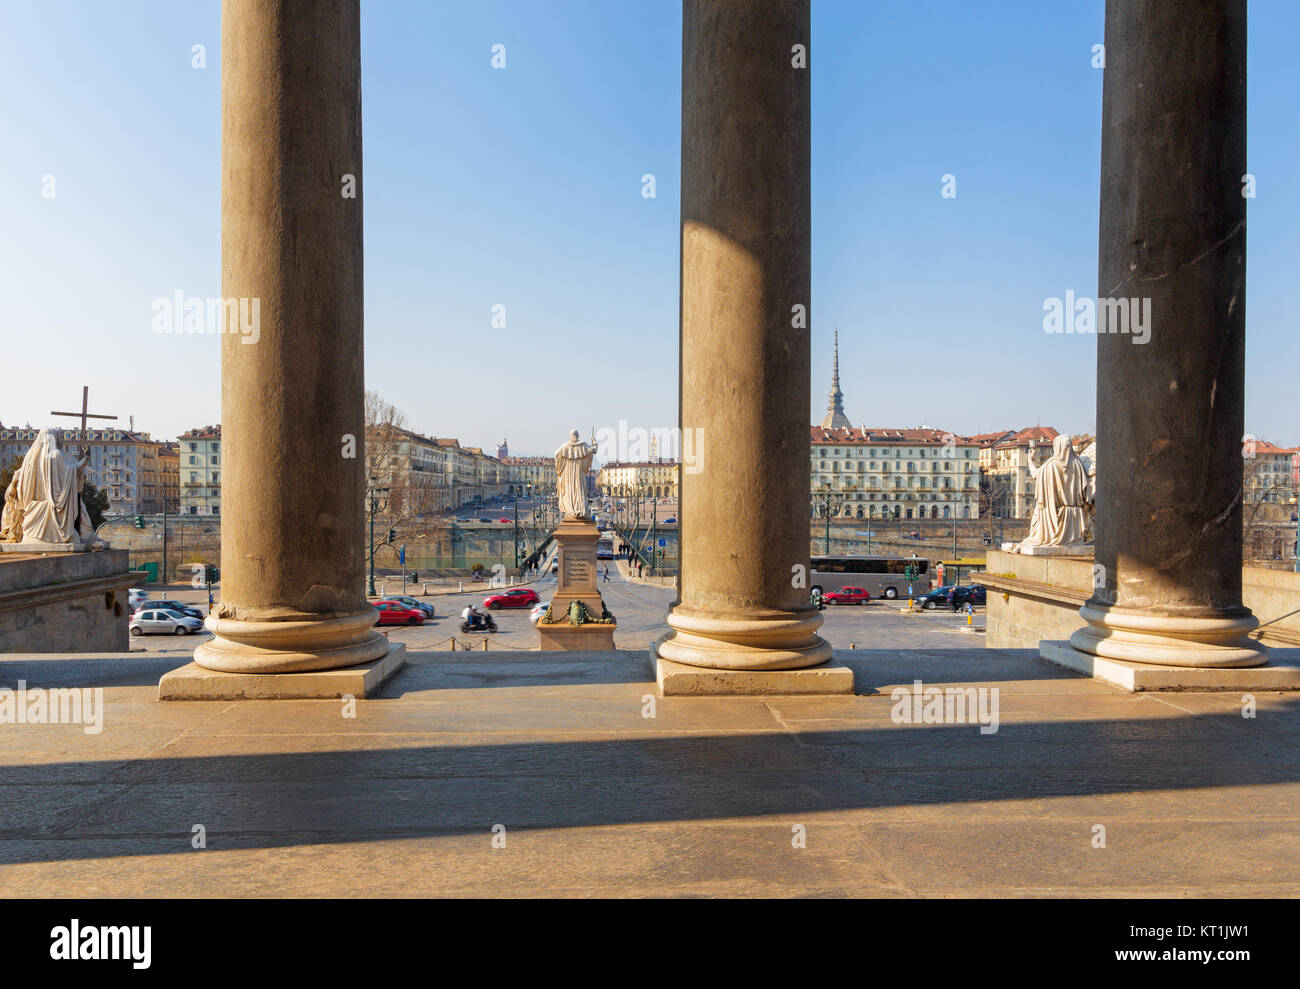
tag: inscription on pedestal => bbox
[565,558,592,586]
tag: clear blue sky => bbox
[2,1,1297,454]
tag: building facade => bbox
[503,456,556,499]
[810,426,980,521]
[975,426,1059,520]
[1244,440,1298,514]
[178,426,222,515]
[1,424,174,517]
[598,461,681,500]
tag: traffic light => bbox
[387,528,397,544]
[205,564,220,584]
[133,515,145,529]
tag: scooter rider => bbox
[462,603,489,629]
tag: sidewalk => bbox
[613,555,673,587]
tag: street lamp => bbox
[513,481,532,571]
[366,475,390,596]
[814,481,846,555]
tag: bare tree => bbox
[1241,455,1293,564]
[363,391,417,568]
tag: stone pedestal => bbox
[2,541,100,553]
[0,550,140,654]
[1004,544,1092,558]
[537,517,616,650]
[161,642,405,700]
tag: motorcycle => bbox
[459,613,498,633]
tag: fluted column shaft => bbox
[655,0,830,671]
[1070,0,1265,668]
[195,0,386,673]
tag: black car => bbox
[916,585,984,610]
[138,598,205,619]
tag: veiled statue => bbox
[554,429,598,519]
[1010,434,1093,554]
[0,428,102,549]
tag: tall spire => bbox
[820,327,852,429]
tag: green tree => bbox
[0,455,19,493]
[81,479,109,531]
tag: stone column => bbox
[1068,0,1265,668]
[654,0,831,671]
[194,0,387,673]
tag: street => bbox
[128,568,985,656]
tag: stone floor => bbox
[2,645,1299,897]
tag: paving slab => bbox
[1,641,1298,896]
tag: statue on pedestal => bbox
[1008,434,1093,555]
[554,429,597,519]
[1,428,102,550]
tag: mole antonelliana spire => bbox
[820,327,852,430]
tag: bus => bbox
[597,533,614,560]
[810,555,931,600]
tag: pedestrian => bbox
[948,586,958,612]
[602,565,609,583]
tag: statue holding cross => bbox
[0,386,112,550]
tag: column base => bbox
[653,606,832,671]
[1069,604,1268,668]
[650,641,853,695]
[194,608,390,673]
[162,642,405,700]
[1040,640,1298,692]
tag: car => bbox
[916,585,982,610]
[529,601,550,624]
[498,518,510,523]
[483,588,540,609]
[137,598,204,619]
[456,518,470,523]
[663,517,677,524]
[822,586,871,605]
[128,588,150,609]
[372,600,426,626]
[130,608,205,636]
[387,595,435,619]
[479,517,492,523]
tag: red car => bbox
[373,600,426,626]
[823,586,871,605]
[483,588,539,609]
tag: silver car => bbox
[130,608,204,636]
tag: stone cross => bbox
[51,386,117,451]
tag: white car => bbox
[128,588,150,609]
[529,601,550,624]
[130,608,204,636]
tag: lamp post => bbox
[814,482,846,555]
[513,481,532,571]
[366,475,390,596]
